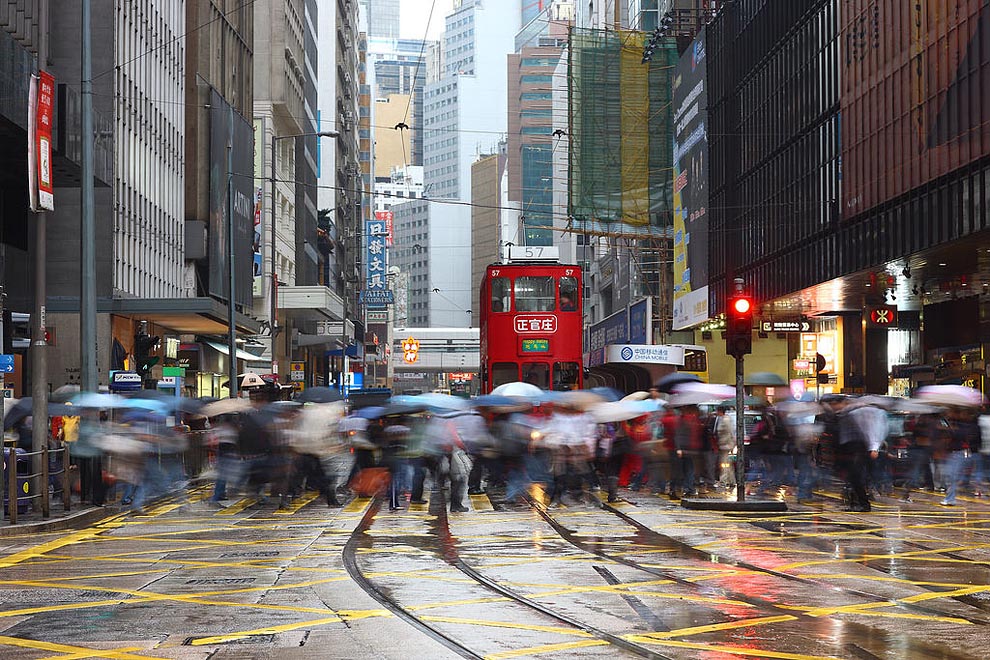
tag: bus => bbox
[675,344,709,383]
[479,259,583,393]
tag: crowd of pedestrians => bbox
[39,384,990,515]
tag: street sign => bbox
[0,354,14,373]
[159,376,177,386]
[289,362,305,382]
[367,311,388,323]
[162,366,185,377]
[867,306,898,327]
[760,320,810,333]
[0,388,12,399]
[360,290,394,305]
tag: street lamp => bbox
[270,129,340,374]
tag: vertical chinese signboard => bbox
[28,71,55,212]
[365,218,388,304]
[375,210,394,247]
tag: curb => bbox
[680,497,788,512]
[0,506,120,537]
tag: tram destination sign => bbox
[760,319,810,333]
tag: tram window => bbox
[552,362,580,391]
[492,362,519,388]
[491,277,511,313]
[514,276,555,312]
[521,363,550,389]
[559,276,578,311]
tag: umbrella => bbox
[621,391,651,401]
[472,394,530,413]
[588,386,625,402]
[886,398,943,415]
[491,381,545,398]
[745,372,788,387]
[669,387,734,407]
[238,373,267,388]
[655,372,701,393]
[914,385,985,408]
[775,400,824,417]
[51,384,81,403]
[3,399,78,430]
[71,392,127,409]
[121,398,169,413]
[383,401,429,417]
[296,386,343,404]
[201,398,254,417]
[672,382,736,399]
[414,392,472,412]
[354,406,387,419]
[553,390,606,410]
[591,401,653,423]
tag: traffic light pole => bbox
[734,354,746,503]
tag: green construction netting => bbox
[568,27,677,237]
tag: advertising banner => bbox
[672,29,709,329]
[28,71,55,212]
[253,119,265,297]
[209,91,255,308]
[375,210,394,247]
[841,0,990,216]
[587,309,629,367]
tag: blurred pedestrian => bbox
[713,407,736,490]
[940,408,978,506]
[672,405,704,498]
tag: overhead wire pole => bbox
[227,112,238,399]
[81,0,97,392]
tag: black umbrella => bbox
[296,386,343,404]
[383,401,429,417]
[4,398,78,430]
[655,372,702,394]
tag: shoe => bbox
[450,505,469,513]
[410,499,427,505]
[939,500,955,506]
[121,498,132,506]
[898,497,913,503]
[467,488,483,495]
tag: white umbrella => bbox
[239,373,267,388]
[591,400,654,423]
[914,385,985,408]
[671,382,736,399]
[491,381,545,398]
[621,391,650,401]
[202,398,254,417]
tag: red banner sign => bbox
[31,71,55,211]
[513,315,558,334]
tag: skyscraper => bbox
[359,0,400,39]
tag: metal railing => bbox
[3,440,71,524]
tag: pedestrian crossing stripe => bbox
[343,497,372,513]
[274,491,320,515]
[216,497,257,516]
[469,493,494,511]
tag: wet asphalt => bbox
[0,483,989,659]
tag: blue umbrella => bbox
[473,394,521,408]
[354,406,386,419]
[71,392,127,409]
[589,386,625,402]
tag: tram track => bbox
[521,492,983,660]
[342,493,673,660]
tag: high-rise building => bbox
[358,0,400,40]
[423,0,520,200]
[366,37,432,168]
[508,1,572,247]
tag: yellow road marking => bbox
[216,497,257,515]
[274,491,320,515]
[484,640,610,659]
[419,615,593,637]
[188,616,342,645]
[640,615,797,639]
[627,637,842,660]
[344,497,372,512]
[37,648,148,660]
[0,636,157,660]
[777,604,971,625]
[469,493,494,511]
[0,519,117,568]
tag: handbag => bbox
[349,467,390,496]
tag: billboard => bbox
[253,119,265,297]
[672,29,709,329]
[208,90,255,309]
[28,71,55,212]
[841,0,990,216]
[375,210,394,247]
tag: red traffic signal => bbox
[732,297,752,315]
[726,294,754,358]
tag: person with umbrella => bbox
[940,406,979,506]
[671,404,705,498]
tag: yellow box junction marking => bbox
[343,496,372,513]
[484,639,610,659]
[274,490,320,515]
[0,635,158,660]
[215,497,257,516]
[469,493,494,511]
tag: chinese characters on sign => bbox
[364,219,392,305]
[401,337,420,364]
[512,315,557,334]
[28,71,55,211]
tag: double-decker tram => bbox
[479,248,583,393]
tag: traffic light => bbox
[134,332,161,378]
[725,294,754,358]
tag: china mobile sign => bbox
[28,71,55,211]
[514,315,557,334]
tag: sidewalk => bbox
[0,496,117,537]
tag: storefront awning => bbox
[204,340,263,362]
[47,296,261,335]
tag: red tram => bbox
[479,259,583,393]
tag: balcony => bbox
[277,285,344,321]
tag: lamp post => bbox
[269,129,339,375]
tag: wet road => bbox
[0,485,989,659]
